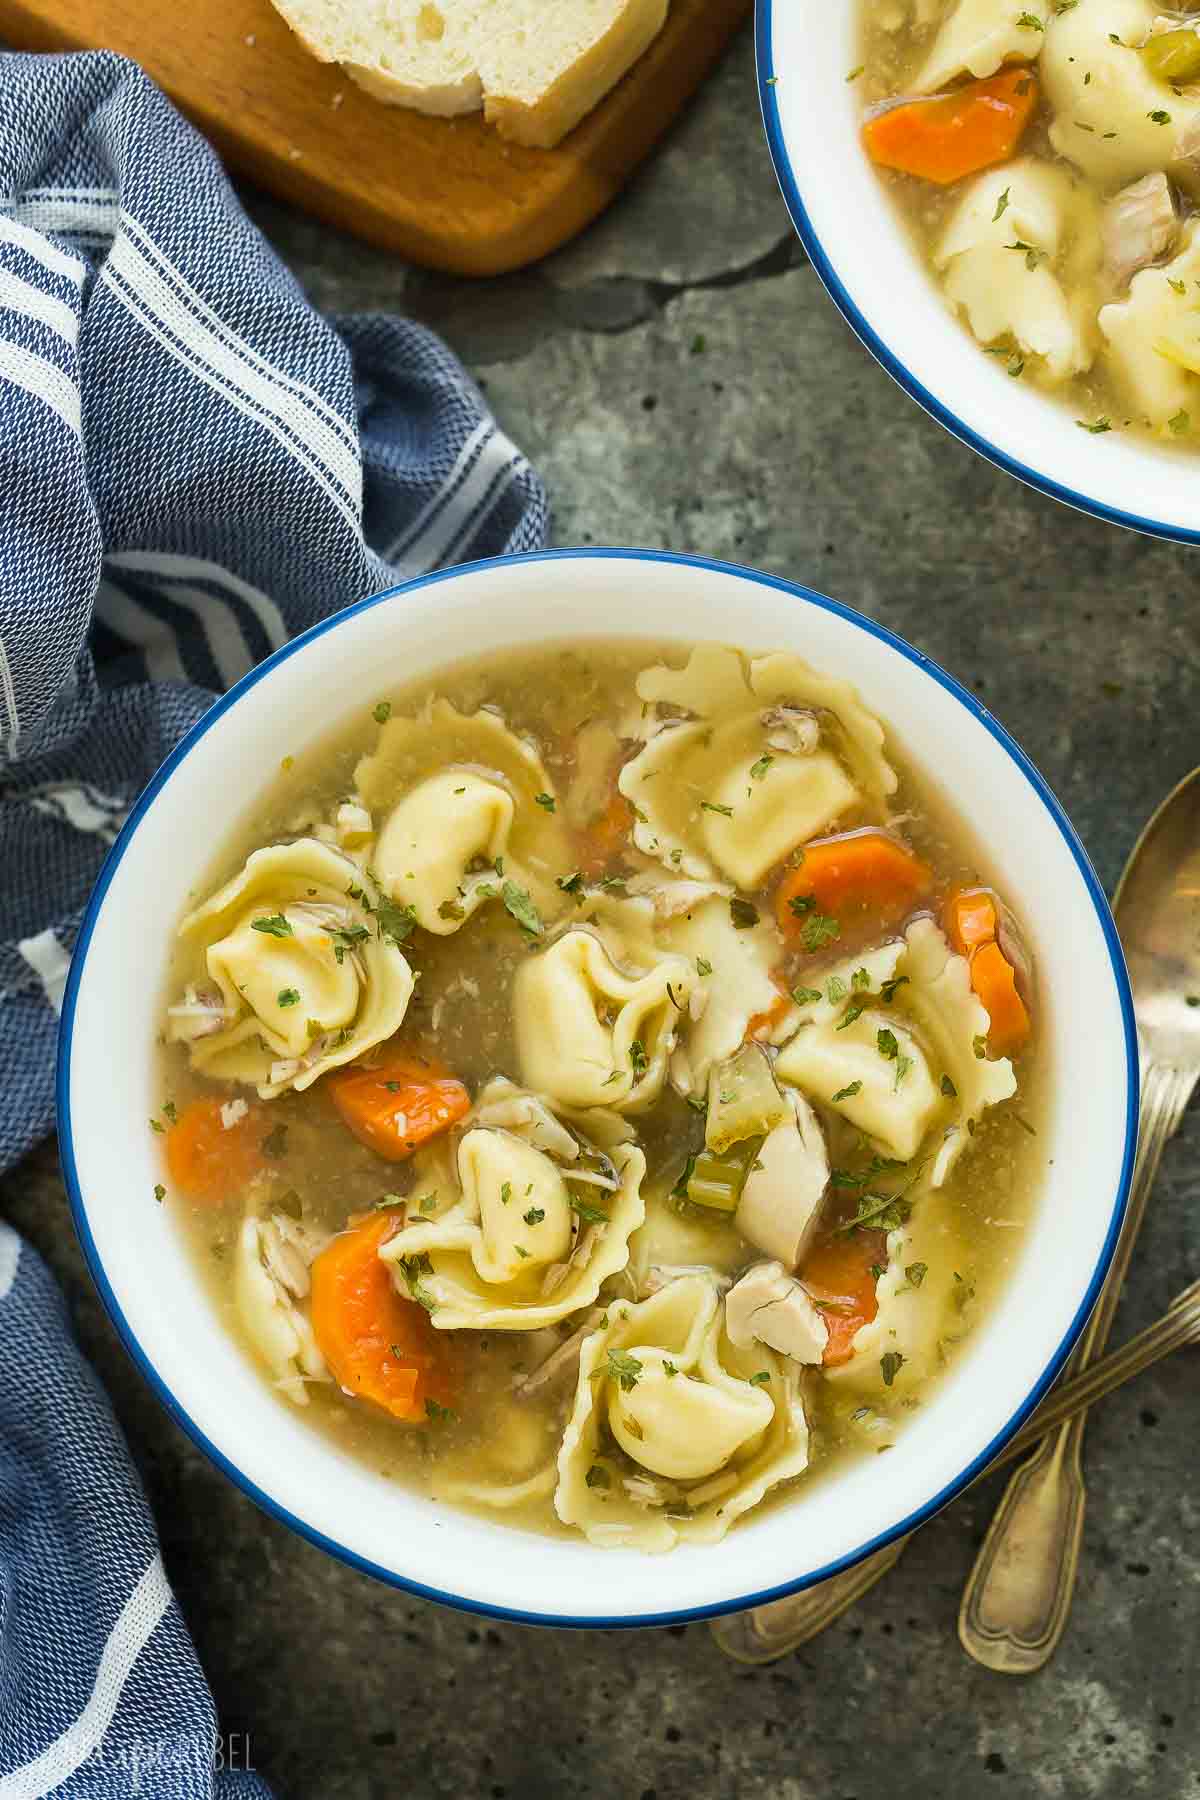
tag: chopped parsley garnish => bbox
[252,912,292,938]
[557,871,585,902]
[153,1183,166,1203]
[372,700,391,723]
[1169,278,1187,295]
[438,899,465,922]
[838,1191,912,1235]
[1016,10,1043,26]
[1076,415,1112,434]
[500,1182,512,1205]
[502,879,542,937]
[261,1123,289,1159]
[629,1039,648,1078]
[749,1370,772,1387]
[831,1081,863,1102]
[789,893,816,916]
[586,1464,611,1489]
[398,1253,436,1311]
[941,1074,958,1098]
[523,1206,545,1226]
[1006,239,1045,272]
[992,186,1010,222]
[893,1052,913,1091]
[1148,109,1171,124]
[514,1245,531,1259]
[973,1034,988,1059]
[799,913,841,952]
[729,897,759,930]
[1169,409,1191,435]
[749,753,774,780]
[851,967,871,992]
[417,1194,438,1214]
[905,1263,928,1288]
[880,1351,906,1387]
[793,985,823,1005]
[880,975,909,1004]
[696,957,713,976]
[700,800,734,817]
[607,1348,643,1391]
[835,1001,866,1032]
[277,987,300,1008]
[149,1117,165,1134]
[424,1398,455,1422]
[162,1100,177,1123]
[570,1193,611,1225]
[663,1360,679,1378]
[671,1153,696,1200]
[876,1028,899,1061]
[826,975,848,1004]
[845,63,864,81]
[534,792,556,812]
[373,893,418,945]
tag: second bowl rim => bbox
[754,0,1200,549]
[56,545,1139,1627]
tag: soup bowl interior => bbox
[60,550,1135,1626]
[758,0,1200,544]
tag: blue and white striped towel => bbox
[0,48,547,1796]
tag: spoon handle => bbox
[709,1285,1200,1664]
[957,1057,1191,1673]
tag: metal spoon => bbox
[710,769,1200,1666]
[709,1276,1200,1662]
[958,767,1200,1671]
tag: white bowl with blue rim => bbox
[59,550,1135,1626]
[756,1,1200,543]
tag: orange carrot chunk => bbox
[576,787,634,879]
[329,1056,470,1163]
[944,885,999,957]
[310,1212,457,1422]
[863,70,1038,186]
[776,829,932,939]
[969,940,1031,1057]
[798,1231,886,1367]
[165,1096,265,1204]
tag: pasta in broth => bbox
[857,0,1200,446]
[157,642,1042,1549]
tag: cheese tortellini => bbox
[1099,219,1200,423]
[556,1274,810,1550]
[1042,0,1200,192]
[914,0,1047,93]
[355,698,572,934]
[618,646,895,887]
[513,926,695,1114]
[380,1123,646,1331]
[174,839,415,1097]
[776,918,1015,1179]
[934,160,1101,384]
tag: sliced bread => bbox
[269,0,669,148]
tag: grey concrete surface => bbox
[4,20,1200,1800]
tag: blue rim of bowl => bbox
[755,0,1200,548]
[58,547,1138,1630]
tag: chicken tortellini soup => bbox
[859,0,1200,443]
[156,642,1041,1550]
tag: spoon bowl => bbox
[1114,767,1200,1065]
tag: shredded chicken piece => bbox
[623,873,733,917]
[165,984,229,1043]
[541,1224,599,1297]
[759,705,820,755]
[1102,172,1177,288]
[220,1098,249,1130]
[512,1308,605,1396]
[639,1262,732,1299]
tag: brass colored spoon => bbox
[709,1277,1200,1663]
[958,767,1200,1671]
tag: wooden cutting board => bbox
[0,0,750,275]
